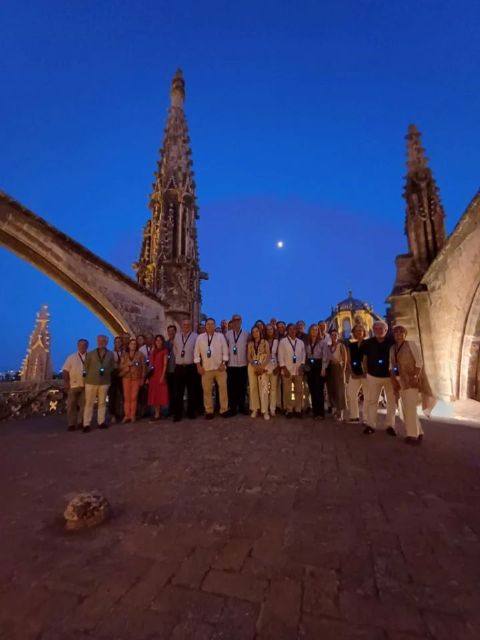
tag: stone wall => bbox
[389,191,480,402]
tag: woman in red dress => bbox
[148,335,169,420]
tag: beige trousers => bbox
[83,384,109,426]
[202,369,228,414]
[346,377,363,420]
[399,388,424,438]
[364,374,396,429]
[265,372,278,413]
[248,365,268,413]
[282,374,304,413]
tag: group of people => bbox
[62,315,435,444]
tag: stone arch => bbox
[459,281,480,400]
[0,192,167,337]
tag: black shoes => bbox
[173,416,182,423]
[98,423,108,429]
[386,427,397,437]
[67,425,77,432]
[363,425,375,435]
[205,413,214,420]
[294,412,303,419]
[82,426,91,433]
[404,436,420,445]
[220,411,231,419]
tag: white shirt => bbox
[139,344,154,364]
[194,332,229,371]
[225,329,249,367]
[278,336,306,375]
[173,331,198,365]
[62,352,87,388]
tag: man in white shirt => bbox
[172,318,199,422]
[225,314,249,415]
[62,338,89,431]
[194,317,229,419]
[278,323,306,417]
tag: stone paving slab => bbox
[1,413,480,639]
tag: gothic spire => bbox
[134,70,204,325]
[153,68,195,195]
[403,124,446,276]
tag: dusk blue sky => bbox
[1,0,479,370]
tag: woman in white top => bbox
[322,329,347,421]
[264,323,279,417]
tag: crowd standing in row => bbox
[62,316,435,445]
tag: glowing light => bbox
[277,241,284,248]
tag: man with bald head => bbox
[82,334,115,432]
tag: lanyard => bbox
[233,330,242,345]
[287,337,297,354]
[97,349,107,365]
[78,353,86,367]
[268,339,277,356]
[308,339,319,357]
[253,340,261,357]
[181,332,192,358]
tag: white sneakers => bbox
[250,411,258,418]
[263,413,270,421]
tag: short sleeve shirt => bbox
[360,337,395,378]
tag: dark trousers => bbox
[173,364,198,419]
[108,374,124,421]
[166,371,175,415]
[306,360,325,417]
[136,383,149,418]
[227,366,248,414]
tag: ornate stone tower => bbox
[20,304,53,382]
[391,124,447,294]
[134,69,205,325]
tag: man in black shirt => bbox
[346,325,366,423]
[360,320,396,436]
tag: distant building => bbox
[327,290,384,339]
[20,304,53,382]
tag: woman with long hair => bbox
[254,319,266,338]
[247,326,270,420]
[264,323,279,417]
[119,338,146,423]
[305,323,326,419]
[322,329,347,421]
[148,334,169,420]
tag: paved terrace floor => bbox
[1,412,480,640]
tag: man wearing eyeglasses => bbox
[194,317,230,419]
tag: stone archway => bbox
[0,191,167,336]
[459,281,480,401]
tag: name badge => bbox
[309,358,315,365]
[353,360,358,366]
[82,370,86,377]
[181,350,185,358]
[253,359,259,365]
[378,359,384,365]
[207,349,212,358]
[233,346,238,355]
[393,366,399,375]
[99,367,105,376]
[292,355,297,364]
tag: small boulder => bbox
[64,491,110,531]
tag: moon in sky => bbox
[276,240,284,248]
